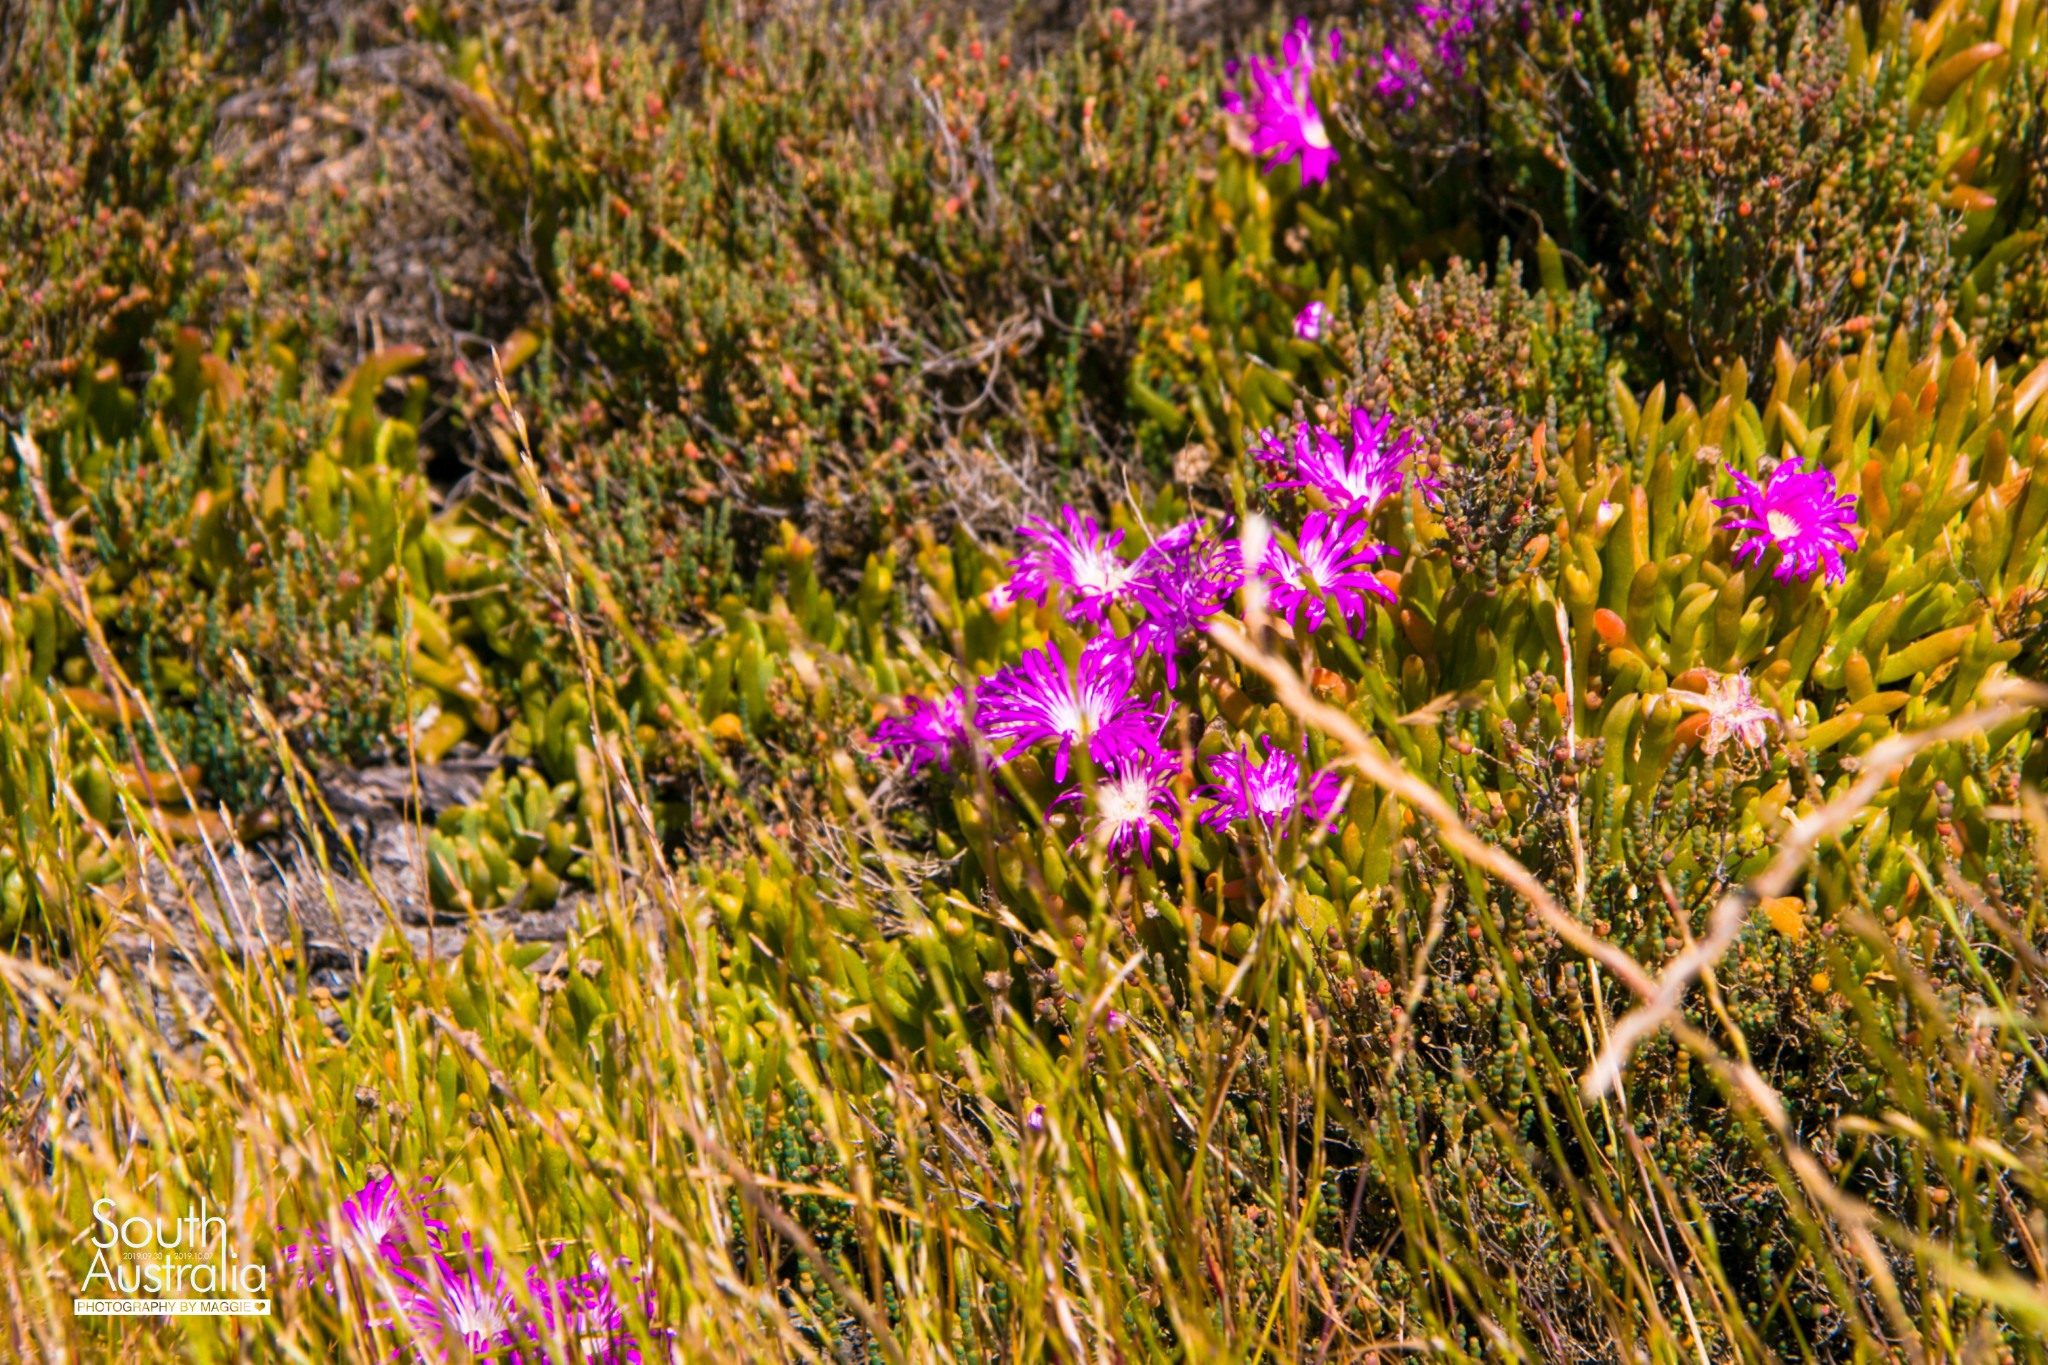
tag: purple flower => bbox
[1257,407,1435,513]
[284,1176,446,1284]
[1224,18,1339,186]
[1058,744,1183,863]
[1004,506,1143,623]
[1294,301,1329,341]
[1126,522,1244,685]
[398,1239,527,1360]
[872,688,970,774]
[1375,45,1423,102]
[1200,739,1345,832]
[528,1253,656,1364]
[1257,510,1397,635]
[977,637,1159,781]
[1713,457,1858,585]
[1416,0,1490,74]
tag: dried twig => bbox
[1208,621,1659,1000]
[1583,677,2047,1097]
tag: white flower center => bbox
[1303,115,1331,149]
[447,1278,513,1339]
[1339,466,1389,504]
[1069,549,1135,597]
[1254,785,1294,816]
[348,1211,394,1254]
[1765,510,1802,541]
[1097,775,1152,828]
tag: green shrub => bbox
[4,4,2048,1361]
[0,3,227,425]
[462,4,1210,571]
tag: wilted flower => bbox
[1058,744,1183,863]
[1257,407,1435,513]
[1666,672,1780,755]
[1005,506,1142,622]
[1713,457,1858,585]
[1294,300,1329,340]
[1258,510,1397,635]
[1200,739,1345,831]
[872,688,971,773]
[1222,18,1339,185]
[978,637,1159,781]
[1126,523,1244,685]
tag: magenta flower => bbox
[1713,457,1858,585]
[1416,0,1491,74]
[1294,301,1329,341]
[1058,744,1184,863]
[398,1240,527,1360]
[872,688,970,774]
[1375,45,1423,102]
[1004,506,1144,623]
[1223,19,1339,186]
[284,1176,446,1284]
[977,637,1159,781]
[1257,407,1435,513]
[528,1253,658,1364]
[1126,522,1244,685]
[1200,739,1345,832]
[1258,510,1397,635]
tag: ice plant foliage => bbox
[977,637,1159,781]
[1201,740,1345,832]
[871,688,970,774]
[1258,510,1397,635]
[1667,671,1781,756]
[1257,407,1436,513]
[868,376,1843,881]
[1223,19,1339,185]
[1714,456,1859,585]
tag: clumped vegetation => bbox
[3,0,2048,1361]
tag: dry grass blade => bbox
[1585,677,2048,1098]
[1208,619,1661,1000]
